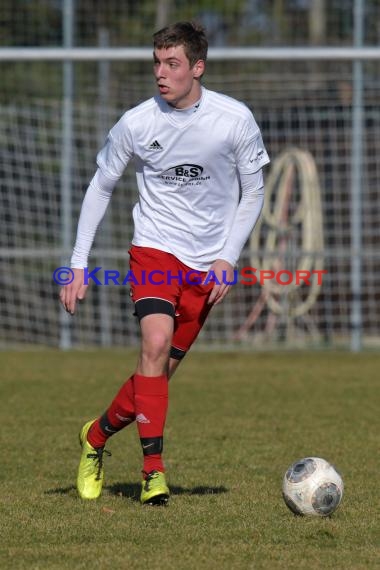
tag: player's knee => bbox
[141,329,172,363]
[136,299,175,370]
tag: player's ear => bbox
[193,59,205,79]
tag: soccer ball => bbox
[282,457,344,517]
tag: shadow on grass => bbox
[107,482,229,502]
[45,483,228,501]
[45,485,77,495]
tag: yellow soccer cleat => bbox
[77,419,110,500]
[140,470,170,506]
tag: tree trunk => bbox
[309,0,326,45]
[155,0,171,31]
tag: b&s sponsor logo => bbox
[160,163,210,187]
[164,164,203,178]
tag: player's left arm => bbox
[207,170,265,305]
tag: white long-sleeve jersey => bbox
[71,86,270,271]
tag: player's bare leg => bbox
[137,313,173,376]
[135,313,173,504]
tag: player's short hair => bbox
[153,21,208,68]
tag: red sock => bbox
[87,375,135,448]
[134,373,168,476]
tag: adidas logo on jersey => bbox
[148,140,163,151]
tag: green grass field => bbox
[1,350,379,569]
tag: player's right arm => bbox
[59,268,87,315]
[59,168,117,314]
[59,121,133,314]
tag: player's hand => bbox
[59,268,88,315]
[206,259,235,305]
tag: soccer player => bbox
[60,21,270,505]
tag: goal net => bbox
[1,54,379,350]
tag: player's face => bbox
[153,45,205,109]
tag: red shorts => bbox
[129,246,214,353]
